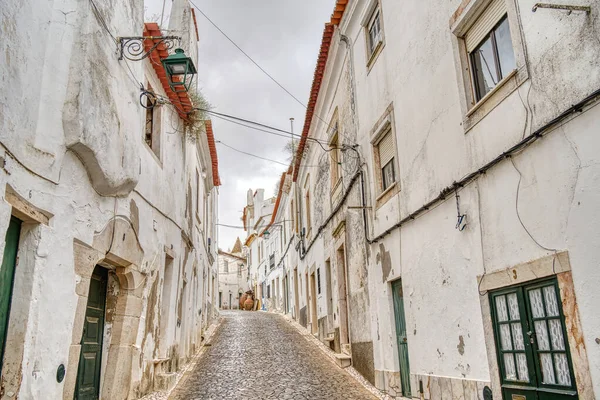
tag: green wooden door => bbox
[75,266,108,400]
[0,217,22,376]
[491,278,578,400]
[392,279,411,397]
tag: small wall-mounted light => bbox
[263,230,270,239]
[161,48,197,93]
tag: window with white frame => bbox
[367,6,383,57]
[224,259,229,273]
[377,128,396,192]
[466,0,516,101]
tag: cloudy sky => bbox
[145,0,334,250]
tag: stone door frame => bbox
[64,218,145,400]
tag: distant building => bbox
[218,238,249,309]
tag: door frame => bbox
[336,245,350,345]
[75,266,108,399]
[477,252,594,399]
[489,277,578,399]
[293,267,299,320]
[310,272,318,334]
[0,216,22,378]
[391,279,411,397]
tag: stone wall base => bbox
[375,370,491,400]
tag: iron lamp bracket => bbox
[117,36,182,61]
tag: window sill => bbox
[466,69,518,118]
[375,181,399,209]
[376,182,397,202]
[366,41,385,72]
[143,142,163,167]
[464,67,528,133]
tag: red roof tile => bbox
[261,172,287,237]
[143,23,193,121]
[204,120,221,186]
[293,1,349,182]
[191,9,200,42]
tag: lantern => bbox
[161,48,197,93]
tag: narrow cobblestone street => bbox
[169,311,377,400]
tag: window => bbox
[316,268,321,295]
[490,279,576,396]
[238,264,242,277]
[144,83,161,159]
[196,170,201,215]
[466,0,516,101]
[267,285,271,298]
[224,260,229,273]
[329,124,342,188]
[377,129,396,191]
[367,7,383,57]
[305,190,312,235]
[291,200,298,235]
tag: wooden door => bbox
[392,279,411,397]
[491,279,578,400]
[76,266,108,400]
[336,246,349,345]
[0,217,21,376]
[310,273,318,334]
[293,268,299,320]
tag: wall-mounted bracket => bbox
[532,3,591,14]
[117,36,181,61]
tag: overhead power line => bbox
[216,140,320,168]
[189,1,307,110]
[188,1,357,147]
[217,141,289,166]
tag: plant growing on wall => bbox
[186,88,212,142]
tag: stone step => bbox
[154,372,177,392]
[334,353,352,368]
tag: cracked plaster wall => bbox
[347,0,600,396]
[0,0,219,398]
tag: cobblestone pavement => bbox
[169,311,377,400]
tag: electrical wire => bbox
[216,141,319,168]
[189,0,307,110]
[188,0,358,147]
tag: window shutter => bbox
[378,131,395,167]
[465,0,507,53]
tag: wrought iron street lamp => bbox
[161,48,197,93]
[117,36,181,61]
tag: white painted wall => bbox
[218,252,249,309]
[0,0,220,398]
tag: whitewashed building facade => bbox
[256,0,600,399]
[0,0,220,399]
[218,239,249,310]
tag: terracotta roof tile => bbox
[204,120,221,186]
[191,9,200,42]
[292,1,349,182]
[143,23,193,121]
[261,172,287,236]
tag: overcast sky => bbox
[145,1,334,250]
